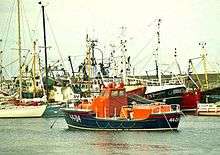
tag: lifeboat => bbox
[61,82,181,131]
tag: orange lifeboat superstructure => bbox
[74,82,176,120]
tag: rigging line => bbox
[20,0,33,43]
[0,0,14,38]
[162,114,173,131]
[131,34,155,63]
[33,10,41,38]
[3,58,18,68]
[135,52,154,75]
[197,59,206,73]
[45,12,66,69]
[3,67,12,80]
[163,61,175,73]
[69,54,85,58]
[22,53,32,69]
[22,49,31,66]
[206,59,216,73]
[2,0,16,51]
[20,3,29,50]
[191,59,202,72]
[16,49,31,72]
[133,50,153,67]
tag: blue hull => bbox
[43,104,65,118]
[62,108,181,131]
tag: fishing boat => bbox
[37,2,73,118]
[61,82,181,131]
[42,85,74,117]
[144,82,201,113]
[130,19,200,112]
[188,42,220,104]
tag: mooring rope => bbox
[163,114,173,131]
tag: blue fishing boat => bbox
[61,82,181,131]
[62,108,180,131]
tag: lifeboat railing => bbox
[151,104,180,114]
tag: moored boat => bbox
[197,102,220,116]
[42,103,66,118]
[181,89,201,113]
[0,101,47,118]
[144,83,201,113]
[61,82,181,131]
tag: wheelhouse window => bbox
[101,90,109,97]
[118,90,125,96]
[111,90,118,97]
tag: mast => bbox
[119,26,127,83]
[199,42,209,89]
[81,34,91,94]
[88,36,97,79]
[0,39,3,89]
[154,19,161,84]
[17,0,22,100]
[32,41,37,98]
[174,48,182,75]
[120,39,127,83]
[39,1,49,100]
[86,34,91,82]
[90,40,97,68]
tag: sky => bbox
[0,0,220,78]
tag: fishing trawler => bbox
[187,42,220,105]
[61,82,181,131]
[124,19,200,112]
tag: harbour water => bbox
[0,116,220,155]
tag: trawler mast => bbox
[154,19,161,85]
[199,42,209,89]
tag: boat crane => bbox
[68,56,75,78]
[188,42,209,91]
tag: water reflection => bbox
[90,142,170,151]
[84,131,171,154]
[1,116,220,154]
